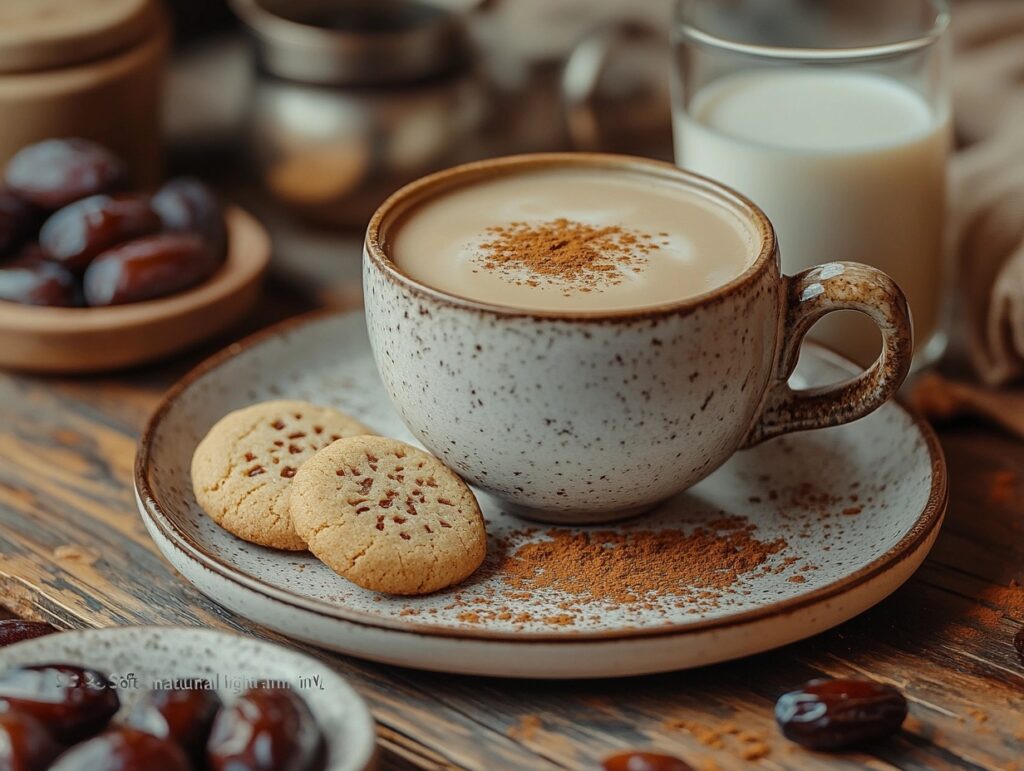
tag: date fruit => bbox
[49,727,191,771]
[0,620,59,648]
[1015,626,1024,664]
[0,710,64,771]
[83,233,219,306]
[152,177,227,257]
[126,684,222,762]
[208,688,324,771]
[0,258,80,307]
[0,187,35,258]
[602,751,694,771]
[40,193,161,272]
[5,139,126,210]
[0,664,120,743]
[775,678,907,751]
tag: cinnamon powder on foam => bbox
[475,218,663,291]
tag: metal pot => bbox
[231,0,489,228]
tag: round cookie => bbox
[290,436,486,595]
[191,400,372,551]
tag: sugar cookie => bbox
[290,436,486,594]
[191,400,372,550]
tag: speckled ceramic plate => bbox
[0,626,376,770]
[136,311,946,678]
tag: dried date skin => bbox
[152,177,227,258]
[0,664,120,743]
[126,685,222,763]
[4,139,126,210]
[0,258,81,307]
[83,233,219,306]
[40,193,162,273]
[602,751,694,771]
[1015,626,1024,664]
[0,187,35,258]
[207,688,324,771]
[0,620,59,648]
[775,678,907,751]
[49,727,191,771]
[0,710,64,771]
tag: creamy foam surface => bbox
[389,168,757,312]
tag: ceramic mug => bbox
[363,153,913,523]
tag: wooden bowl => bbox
[0,206,269,373]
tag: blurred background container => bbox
[165,0,675,231]
[231,0,488,229]
[0,0,169,187]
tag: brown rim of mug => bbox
[135,309,948,644]
[365,152,779,322]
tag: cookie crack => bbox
[419,547,441,593]
[231,480,271,515]
[267,484,289,526]
[445,514,473,556]
[392,544,410,588]
[346,539,375,571]
[213,416,268,488]
[304,520,336,541]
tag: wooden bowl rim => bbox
[0,205,269,334]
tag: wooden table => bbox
[0,35,1022,770]
[1,276,1023,769]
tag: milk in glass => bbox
[675,68,950,365]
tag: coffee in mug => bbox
[365,154,913,524]
[390,166,755,312]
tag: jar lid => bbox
[0,0,163,74]
[229,0,469,86]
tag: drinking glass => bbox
[672,0,951,369]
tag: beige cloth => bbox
[952,1,1024,384]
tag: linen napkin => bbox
[951,0,1024,386]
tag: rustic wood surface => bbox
[1,275,1023,770]
[1,32,1023,771]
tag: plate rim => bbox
[135,309,948,644]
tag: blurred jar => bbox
[464,0,674,158]
[0,0,168,187]
[231,0,489,230]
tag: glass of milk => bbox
[672,0,951,369]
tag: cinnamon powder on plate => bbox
[475,218,660,291]
[441,517,788,628]
[499,517,786,607]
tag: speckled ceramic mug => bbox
[364,154,913,523]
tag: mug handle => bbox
[741,261,914,447]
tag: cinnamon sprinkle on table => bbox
[507,715,542,741]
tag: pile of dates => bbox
[0,622,324,771]
[0,138,227,308]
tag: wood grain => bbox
[1,329,1022,770]
[0,33,1021,766]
